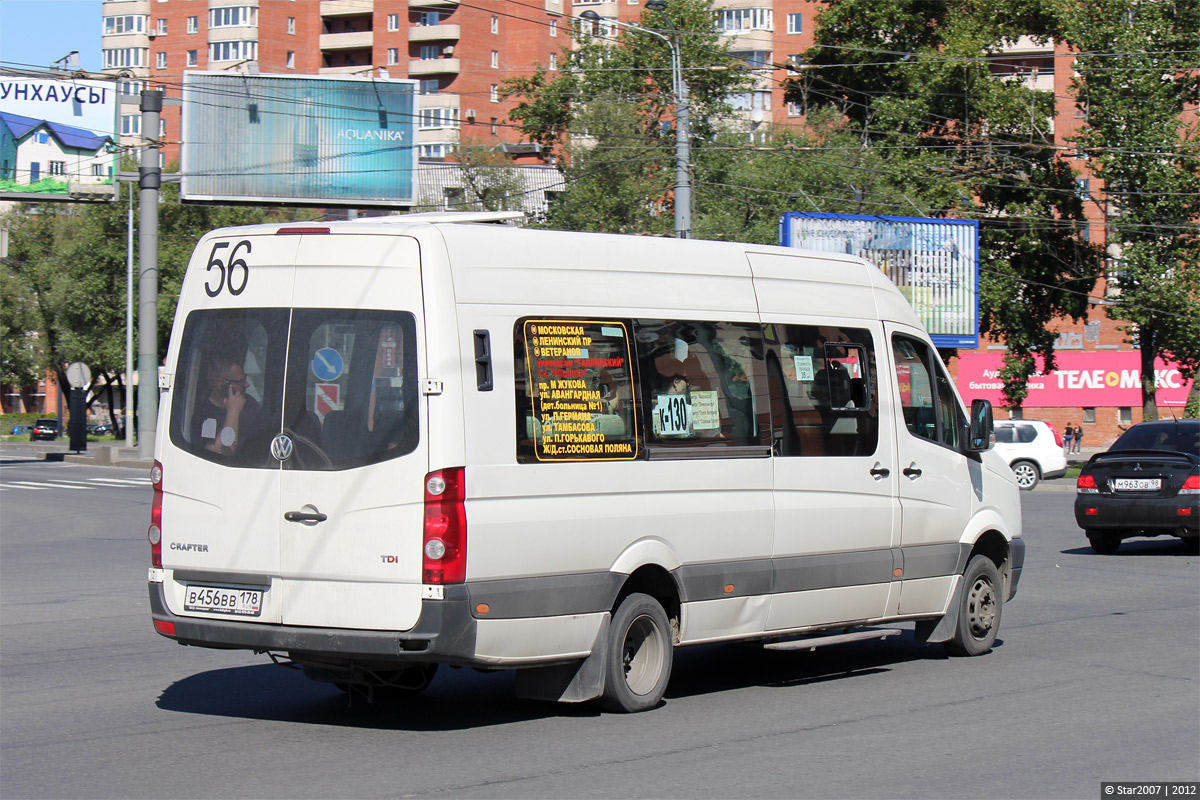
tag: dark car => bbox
[87,423,113,436]
[29,419,60,441]
[1075,419,1200,553]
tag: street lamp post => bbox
[579,7,691,238]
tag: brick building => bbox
[100,0,566,164]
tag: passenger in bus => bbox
[194,355,258,455]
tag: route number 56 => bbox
[205,240,251,297]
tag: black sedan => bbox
[1075,419,1199,553]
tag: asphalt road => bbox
[1,453,1197,799]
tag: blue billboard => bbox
[182,73,417,206]
[780,212,980,348]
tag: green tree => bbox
[790,0,1103,407]
[693,107,921,245]
[1060,0,1200,419]
[503,0,751,233]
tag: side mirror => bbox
[967,399,994,452]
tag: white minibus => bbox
[148,212,1023,712]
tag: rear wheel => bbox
[1086,529,1122,554]
[1011,460,1040,491]
[600,593,673,713]
[944,555,1003,657]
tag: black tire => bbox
[1011,460,1040,491]
[600,593,673,713]
[944,555,1003,657]
[1086,529,1122,554]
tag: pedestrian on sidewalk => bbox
[1073,424,1083,453]
[1064,424,1074,454]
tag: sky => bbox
[1,0,103,73]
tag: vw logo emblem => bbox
[270,434,294,462]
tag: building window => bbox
[187,16,198,33]
[419,44,439,60]
[1084,407,1096,424]
[104,14,146,35]
[155,18,168,35]
[209,6,257,28]
[387,48,399,66]
[786,13,802,33]
[491,117,498,135]
[419,144,448,158]
[786,102,802,117]
[387,13,400,31]
[549,20,557,37]
[491,15,499,33]
[730,50,771,68]
[156,52,167,69]
[491,50,499,68]
[49,161,67,176]
[549,53,557,71]
[186,50,197,67]
[420,78,440,95]
[287,17,296,34]
[1009,407,1023,419]
[92,163,108,177]
[121,114,141,135]
[490,84,499,102]
[209,40,257,62]
[419,107,458,129]
[103,47,147,69]
[715,8,772,33]
[419,11,441,25]
[286,51,295,69]
[1118,407,1132,425]
[121,79,144,96]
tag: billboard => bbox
[957,352,1194,408]
[780,213,979,349]
[182,73,417,206]
[0,75,117,201]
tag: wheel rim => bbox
[965,575,997,640]
[1013,463,1036,488]
[621,614,666,696]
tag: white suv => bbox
[993,420,1068,490]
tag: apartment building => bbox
[100,0,565,164]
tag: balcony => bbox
[409,24,460,42]
[320,0,374,16]
[319,30,374,50]
[408,0,459,8]
[409,58,460,76]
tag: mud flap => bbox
[914,581,961,644]
[513,614,610,703]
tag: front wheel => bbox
[944,555,1003,657]
[600,593,673,713]
[1011,460,1040,491]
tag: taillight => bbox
[1181,474,1200,495]
[149,460,163,568]
[423,468,466,584]
[1048,424,1062,448]
[1077,473,1099,494]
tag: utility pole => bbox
[137,90,162,459]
